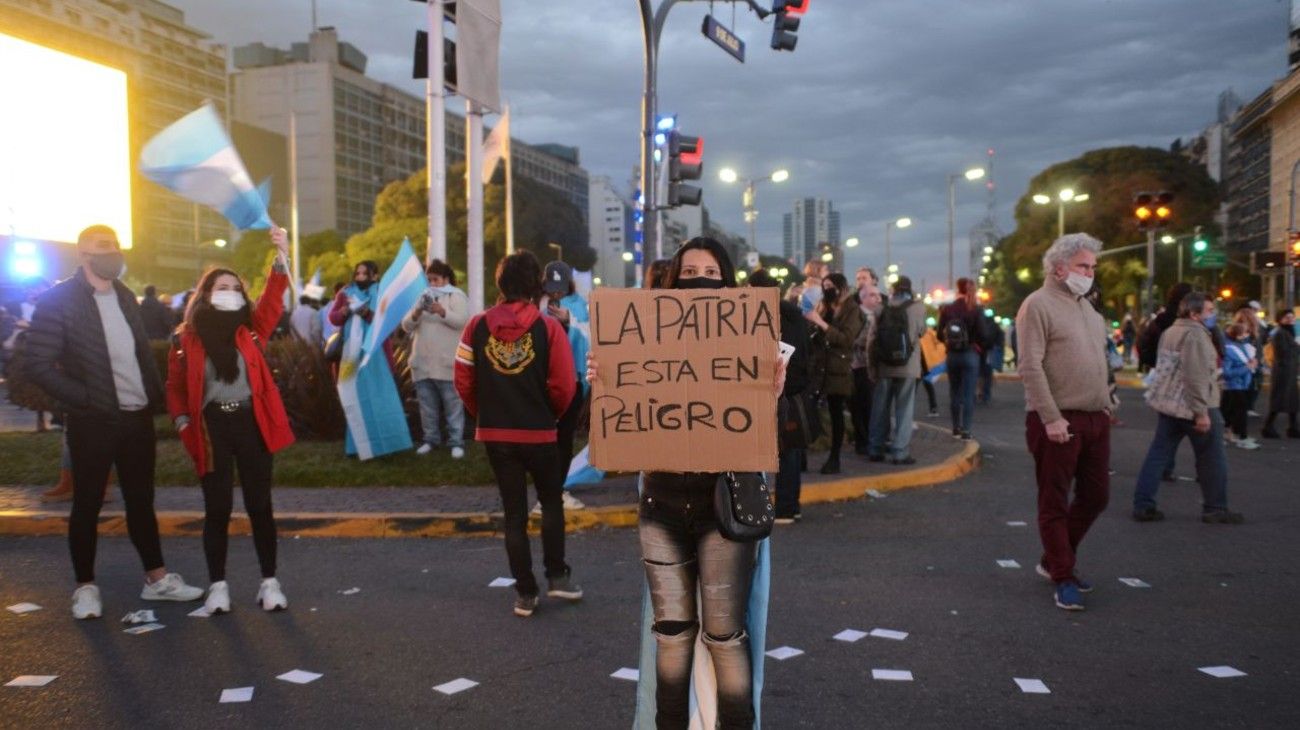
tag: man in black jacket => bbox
[138,284,174,341]
[26,225,202,620]
[750,269,810,523]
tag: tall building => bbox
[1224,87,1272,255]
[588,176,633,287]
[0,0,231,289]
[233,28,589,239]
[782,198,840,266]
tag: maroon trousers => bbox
[1025,410,1111,582]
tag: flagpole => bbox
[467,101,485,314]
[289,110,301,294]
[505,103,514,255]
[426,0,447,265]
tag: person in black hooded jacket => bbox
[750,268,809,522]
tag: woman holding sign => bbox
[589,237,784,730]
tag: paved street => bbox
[1,381,1298,728]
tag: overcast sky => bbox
[171,0,1288,288]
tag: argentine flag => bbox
[139,103,272,230]
[563,445,604,489]
[359,238,427,368]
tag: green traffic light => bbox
[1192,239,1208,252]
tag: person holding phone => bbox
[402,259,468,458]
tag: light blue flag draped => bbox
[923,361,948,384]
[563,445,604,489]
[139,103,272,230]
[336,282,412,460]
[359,238,426,369]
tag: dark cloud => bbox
[172,0,1286,287]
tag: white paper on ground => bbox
[433,678,479,695]
[833,629,867,643]
[488,577,516,588]
[121,609,157,625]
[5,603,42,614]
[765,646,804,661]
[1119,577,1151,588]
[219,687,254,703]
[610,667,640,681]
[340,587,361,595]
[1005,521,1028,527]
[866,489,887,499]
[1198,666,1247,678]
[5,675,57,687]
[188,607,212,618]
[276,669,323,684]
[870,628,909,641]
[997,559,1021,569]
[1014,678,1051,694]
[123,623,165,635]
[872,669,914,681]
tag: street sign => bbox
[1192,248,1226,269]
[702,15,745,63]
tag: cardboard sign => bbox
[589,287,779,473]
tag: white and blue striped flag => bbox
[564,445,605,489]
[359,238,426,368]
[139,103,272,230]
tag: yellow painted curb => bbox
[0,441,978,540]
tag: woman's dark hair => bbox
[355,261,379,279]
[496,250,544,302]
[643,258,672,289]
[182,267,250,331]
[818,272,850,317]
[663,237,736,289]
[426,258,456,286]
[747,268,778,288]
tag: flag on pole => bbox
[481,106,509,181]
[139,103,272,230]
[359,238,427,368]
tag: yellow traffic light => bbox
[1155,205,1171,220]
[1219,288,1232,299]
[1135,206,1153,221]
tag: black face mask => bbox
[675,276,725,290]
[355,279,374,291]
[823,287,839,301]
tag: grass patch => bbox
[0,430,498,488]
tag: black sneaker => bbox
[890,456,916,465]
[819,457,841,475]
[514,593,539,617]
[546,574,583,601]
[959,431,972,441]
[867,454,885,463]
[1201,510,1245,525]
[1132,507,1165,522]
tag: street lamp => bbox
[621,251,634,262]
[884,216,912,274]
[948,167,985,289]
[845,237,860,248]
[1033,188,1090,238]
[718,167,790,251]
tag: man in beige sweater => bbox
[1016,234,1111,612]
[1132,291,1243,525]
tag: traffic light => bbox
[1291,233,1300,262]
[770,1,805,51]
[1192,238,1208,253]
[666,131,703,207]
[1134,192,1154,231]
[1154,191,1173,229]
[1219,288,1233,300]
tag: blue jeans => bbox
[868,377,917,459]
[414,378,464,448]
[775,447,803,517]
[1133,410,1228,513]
[946,349,980,433]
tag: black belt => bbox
[206,399,252,414]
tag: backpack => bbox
[975,313,998,350]
[873,302,914,367]
[943,317,971,352]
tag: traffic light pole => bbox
[1143,228,1156,315]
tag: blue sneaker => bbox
[1054,581,1085,611]
[1037,562,1093,593]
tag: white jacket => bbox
[401,287,469,381]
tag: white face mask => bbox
[1064,272,1093,297]
[209,290,246,312]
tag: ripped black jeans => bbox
[640,472,756,730]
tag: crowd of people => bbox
[5,220,1299,728]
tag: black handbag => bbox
[714,471,775,542]
[779,391,823,451]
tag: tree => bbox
[987,146,1222,319]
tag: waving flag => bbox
[359,238,427,368]
[139,103,271,230]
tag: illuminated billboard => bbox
[0,32,132,248]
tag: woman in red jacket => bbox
[167,227,296,615]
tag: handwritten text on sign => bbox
[588,288,779,473]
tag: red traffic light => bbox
[786,0,810,15]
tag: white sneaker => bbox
[71,584,102,620]
[451,446,465,459]
[562,492,586,510]
[257,577,288,611]
[204,581,231,615]
[416,443,434,455]
[1235,437,1261,450]
[141,572,204,602]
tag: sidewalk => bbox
[0,422,979,539]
